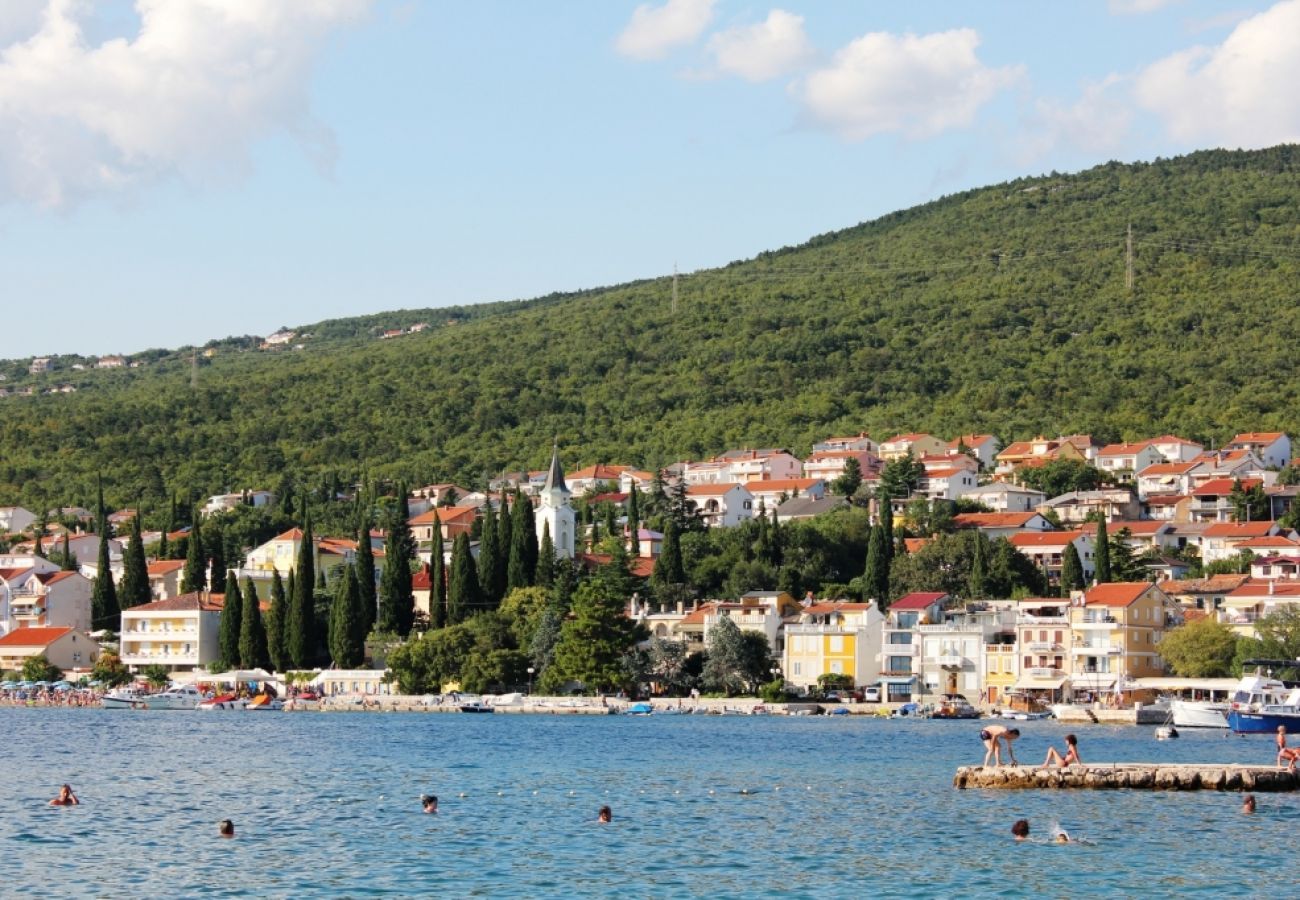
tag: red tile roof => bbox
[1009,531,1084,547]
[744,478,821,493]
[953,512,1039,529]
[1098,441,1152,456]
[272,528,304,542]
[802,602,875,614]
[948,434,996,448]
[890,592,948,610]
[1193,478,1262,496]
[1238,536,1299,548]
[1138,461,1198,476]
[1083,582,1154,607]
[1081,520,1167,537]
[408,505,478,526]
[686,483,742,496]
[1202,522,1277,538]
[124,592,223,613]
[1227,579,1300,599]
[147,560,185,575]
[1230,432,1286,444]
[0,626,73,647]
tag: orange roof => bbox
[1238,536,1299,548]
[1138,461,1198,476]
[272,527,305,542]
[744,478,821,492]
[1149,434,1199,446]
[1098,441,1152,456]
[891,592,948,610]
[1009,531,1084,547]
[953,512,1038,528]
[948,434,995,448]
[686,483,742,496]
[805,450,868,461]
[679,601,725,626]
[802,602,875,614]
[923,466,967,479]
[39,571,81,585]
[1227,579,1300,599]
[0,626,73,647]
[147,560,185,575]
[1230,432,1286,444]
[567,463,631,481]
[1161,574,1250,593]
[1083,582,1153,607]
[1081,520,1167,537]
[576,553,656,579]
[903,537,930,553]
[883,433,935,445]
[996,440,1040,458]
[408,505,478,526]
[125,592,224,613]
[1202,522,1277,538]
[1192,478,1262,496]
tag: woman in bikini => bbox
[1041,733,1083,768]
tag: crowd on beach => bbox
[1,686,103,707]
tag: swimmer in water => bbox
[597,805,612,823]
[49,784,79,806]
[1011,819,1030,841]
[1242,794,1256,815]
[219,819,235,837]
[421,794,438,814]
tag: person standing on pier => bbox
[980,725,1020,767]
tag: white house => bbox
[1201,522,1283,565]
[952,512,1053,541]
[1135,461,1200,500]
[813,432,877,454]
[0,506,36,534]
[879,433,948,461]
[802,449,879,483]
[201,490,273,517]
[960,483,1047,513]
[1007,531,1095,585]
[714,449,803,483]
[947,434,1001,469]
[1226,432,1292,470]
[743,478,825,511]
[119,592,223,673]
[1,569,92,634]
[919,466,978,501]
[917,604,1017,699]
[685,483,754,528]
[1147,434,1204,463]
[1096,442,1164,481]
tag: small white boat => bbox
[1169,699,1228,729]
[458,696,494,713]
[197,693,247,711]
[245,694,283,711]
[101,686,150,710]
[144,684,204,710]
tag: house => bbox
[617,469,657,495]
[1069,582,1177,694]
[960,483,1047,513]
[782,601,884,691]
[201,490,273,517]
[261,330,296,347]
[1249,555,1300,580]
[675,592,799,653]
[0,506,36,534]
[408,505,479,548]
[1226,432,1292,469]
[147,560,186,601]
[1135,461,1200,500]
[714,449,803,483]
[1188,450,1270,489]
[1,569,92,634]
[106,508,138,534]
[1265,485,1300,522]
[813,432,877,454]
[1237,536,1300,561]
[1039,489,1141,524]
[0,626,99,672]
[1159,574,1250,612]
[775,495,849,523]
[1189,478,1264,524]
[684,483,754,528]
[952,512,1053,540]
[802,449,880,484]
[1080,520,1175,555]
[1199,521,1282,565]
[879,434,948,461]
[566,464,632,495]
[918,466,978,501]
[95,355,127,369]
[744,478,825,511]
[1219,579,1300,637]
[1143,556,1192,582]
[947,434,1001,470]
[634,528,663,558]
[917,603,1016,700]
[242,528,373,583]
[877,592,950,702]
[1096,442,1163,482]
[1013,597,1073,705]
[1147,434,1204,463]
[994,436,1086,476]
[118,592,223,673]
[1008,531,1095,585]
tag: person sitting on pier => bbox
[1041,733,1083,769]
[1275,726,1300,771]
[980,725,1020,767]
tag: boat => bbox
[624,702,653,715]
[245,694,284,711]
[928,694,981,719]
[458,697,495,713]
[1225,661,1300,734]
[197,692,247,711]
[100,686,151,709]
[1170,699,1229,729]
[999,709,1052,721]
[143,684,204,710]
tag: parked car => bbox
[862,687,881,703]
[823,691,847,702]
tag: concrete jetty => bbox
[954,764,1300,792]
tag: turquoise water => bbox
[5,709,1296,898]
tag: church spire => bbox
[543,441,567,495]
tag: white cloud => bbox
[707,10,815,82]
[1018,75,1133,163]
[795,28,1022,141]
[0,0,370,209]
[1108,0,1183,14]
[1134,0,1300,147]
[615,0,715,61]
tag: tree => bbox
[238,577,269,670]
[118,514,151,609]
[356,516,377,635]
[447,532,481,625]
[968,532,989,599]
[208,523,227,596]
[266,569,289,673]
[1157,617,1237,677]
[429,512,447,630]
[507,496,530,593]
[1243,605,1300,665]
[701,615,771,695]
[91,652,131,687]
[22,654,62,683]
[833,456,863,501]
[92,526,119,629]
[1229,478,1269,523]
[329,565,366,668]
[543,552,647,693]
[878,452,924,503]
[653,518,685,587]
[1060,541,1086,593]
[141,663,170,690]
[863,525,889,605]
[287,512,315,668]
[218,569,242,669]
[1107,528,1147,582]
[1014,459,1105,497]
[378,492,415,636]
[478,500,501,606]
[59,533,75,571]
[626,486,641,545]
[497,488,514,588]
[1093,517,1112,584]
[181,511,206,594]
[535,521,555,588]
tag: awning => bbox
[1221,596,1264,609]
[1013,676,1067,690]
[1072,674,1117,689]
[879,674,917,684]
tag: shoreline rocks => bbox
[953,764,1300,792]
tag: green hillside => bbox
[4,145,1300,513]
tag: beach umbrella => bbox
[52,683,72,692]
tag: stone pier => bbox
[954,764,1300,792]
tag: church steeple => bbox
[536,442,575,559]
[542,441,568,497]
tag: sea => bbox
[4,708,1295,898]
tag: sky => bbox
[2,0,1299,360]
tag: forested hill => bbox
[4,145,1300,512]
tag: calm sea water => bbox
[4,709,1296,898]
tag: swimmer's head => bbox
[421,794,438,812]
[218,819,234,837]
[1011,819,1030,839]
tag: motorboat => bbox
[458,697,494,713]
[101,686,150,709]
[143,684,204,710]
[928,694,981,719]
[624,702,653,715]
[198,693,248,711]
[1170,699,1229,729]
[998,709,1052,721]
[245,694,283,711]
[1225,661,1300,734]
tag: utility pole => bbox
[1125,223,1134,292]
[671,263,679,315]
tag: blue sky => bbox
[2,0,1297,360]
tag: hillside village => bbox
[2,427,1299,706]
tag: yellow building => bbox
[982,641,1019,707]
[782,601,884,690]
[119,592,223,673]
[1068,582,1176,696]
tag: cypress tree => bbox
[219,569,242,669]
[1093,517,1111,585]
[60,532,75,570]
[1061,541,1086,593]
[521,490,538,578]
[181,511,206,593]
[603,504,617,545]
[209,523,227,596]
[92,528,118,627]
[507,493,530,592]
[478,500,500,605]
[287,513,314,668]
[968,533,989,599]
[266,569,288,672]
[35,531,44,557]
[864,525,889,606]
[355,517,377,636]
[377,492,415,636]
[447,532,481,624]
[329,565,365,668]
[429,511,446,629]
[627,487,641,549]
[654,518,685,586]
[497,487,513,588]
[119,514,151,609]
[239,577,269,670]
[880,500,895,562]
[536,521,555,588]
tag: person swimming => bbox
[219,819,235,837]
[49,784,79,806]
[1011,819,1030,841]
[421,794,438,814]
[1242,794,1256,815]
[597,805,612,823]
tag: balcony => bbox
[1072,644,1122,655]
[1018,614,1068,625]
[936,653,967,669]
[122,626,199,637]
[1075,616,1119,629]
[1027,667,1066,678]
[1025,641,1060,653]
[786,624,857,635]
[881,643,919,656]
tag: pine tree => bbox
[266,569,288,672]
[429,512,446,629]
[329,565,365,668]
[447,532,481,624]
[377,491,415,636]
[181,510,206,593]
[478,500,500,605]
[355,517,377,636]
[626,487,641,547]
[545,549,646,693]
[239,577,269,670]
[536,521,555,588]
[118,514,151,609]
[1061,541,1085,593]
[287,512,314,668]
[1093,517,1111,584]
[968,533,989,599]
[209,524,227,595]
[603,504,617,545]
[863,525,889,606]
[219,569,242,668]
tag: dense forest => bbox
[4,145,1300,516]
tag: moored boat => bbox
[458,697,494,713]
[101,686,150,709]
[1170,699,1229,729]
[197,692,247,711]
[143,684,204,710]
[1225,661,1300,734]
[928,693,981,719]
[245,693,283,711]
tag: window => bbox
[792,662,802,676]
[830,661,843,674]
[829,636,844,653]
[889,657,912,674]
[1054,630,1063,644]
[1023,656,1031,668]
[888,633,912,645]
